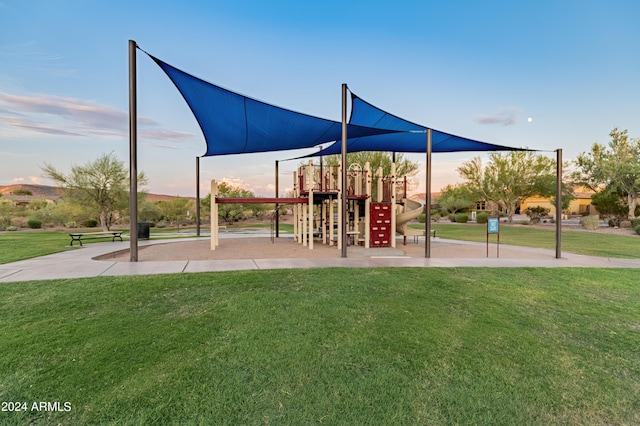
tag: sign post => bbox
[487,217,500,258]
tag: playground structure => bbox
[210,160,424,251]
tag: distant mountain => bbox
[0,184,195,202]
[0,184,62,201]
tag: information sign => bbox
[486,217,500,257]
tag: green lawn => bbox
[413,222,640,259]
[0,268,638,424]
[0,230,79,264]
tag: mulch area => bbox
[95,235,551,262]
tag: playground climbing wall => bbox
[370,202,392,247]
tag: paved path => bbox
[2,236,639,283]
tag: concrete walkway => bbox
[2,237,640,283]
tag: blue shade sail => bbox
[309,93,530,156]
[148,55,400,156]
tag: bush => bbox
[524,206,550,224]
[581,215,600,230]
[5,226,19,231]
[635,224,640,235]
[476,212,490,224]
[27,219,42,229]
[455,213,469,223]
[448,214,456,222]
[520,220,530,225]
[630,218,640,228]
[418,214,426,223]
[82,219,98,228]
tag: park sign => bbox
[487,217,499,234]
[486,217,500,257]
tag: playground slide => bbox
[396,198,425,238]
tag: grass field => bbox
[419,222,640,258]
[0,268,638,424]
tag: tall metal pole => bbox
[196,156,200,237]
[275,160,279,238]
[128,40,138,262]
[341,83,348,258]
[425,129,432,258]
[556,149,562,259]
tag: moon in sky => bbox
[527,117,533,122]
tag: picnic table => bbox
[69,231,124,246]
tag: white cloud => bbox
[475,107,524,126]
[0,91,197,143]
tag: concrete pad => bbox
[184,259,259,272]
[102,261,189,276]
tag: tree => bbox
[157,198,194,226]
[573,128,640,219]
[215,182,259,225]
[437,184,476,214]
[323,151,419,179]
[41,152,146,231]
[590,187,630,227]
[457,151,557,223]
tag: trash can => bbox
[137,222,151,240]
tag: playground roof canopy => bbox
[149,52,529,157]
[150,54,400,156]
[308,94,529,156]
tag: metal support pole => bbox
[196,156,200,237]
[128,39,138,262]
[556,149,562,259]
[341,83,348,258]
[425,129,432,258]
[275,160,279,238]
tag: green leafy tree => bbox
[437,184,476,214]
[323,152,419,179]
[457,151,557,223]
[0,199,13,230]
[215,182,257,225]
[139,200,162,223]
[200,193,211,218]
[157,198,194,226]
[573,128,640,219]
[590,187,630,227]
[41,152,146,231]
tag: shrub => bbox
[27,219,42,229]
[524,206,550,224]
[455,213,469,223]
[476,212,490,224]
[0,217,11,230]
[520,220,530,225]
[65,221,79,228]
[629,218,640,228]
[581,215,600,230]
[448,214,456,222]
[635,224,640,235]
[5,226,19,231]
[82,219,98,228]
[418,214,426,223]
[620,220,631,229]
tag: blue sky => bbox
[1,0,639,197]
